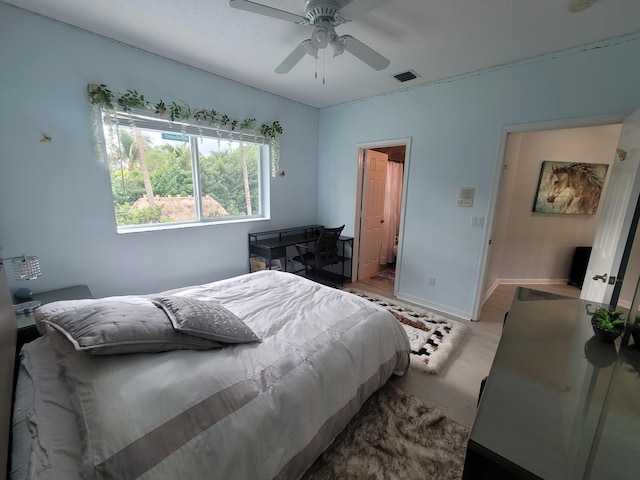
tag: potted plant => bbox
[590,306,626,342]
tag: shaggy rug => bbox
[303,382,469,480]
[346,290,467,374]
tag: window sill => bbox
[116,216,270,235]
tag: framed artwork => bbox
[532,161,609,215]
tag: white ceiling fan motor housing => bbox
[304,0,342,25]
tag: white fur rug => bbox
[346,289,468,375]
[302,382,469,480]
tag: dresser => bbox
[463,287,640,479]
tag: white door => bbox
[358,149,388,280]
[581,108,640,304]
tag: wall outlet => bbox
[428,277,436,287]
[471,216,484,227]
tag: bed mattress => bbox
[12,270,410,480]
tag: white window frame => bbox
[100,108,271,233]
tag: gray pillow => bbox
[151,295,260,344]
[39,296,223,355]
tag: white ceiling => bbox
[5,0,640,108]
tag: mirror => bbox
[611,193,640,347]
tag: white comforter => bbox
[16,270,410,480]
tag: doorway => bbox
[353,140,410,293]
[481,116,626,316]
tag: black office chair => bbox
[293,225,345,280]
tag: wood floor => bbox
[345,278,581,430]
[358,265,396,291]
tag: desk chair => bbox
[293,225,345,281]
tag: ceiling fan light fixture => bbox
[311,24,330,48]
[305,42,319,59]
[330,36,345,57]
[231,0,393,73]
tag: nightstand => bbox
[16,284,93,350]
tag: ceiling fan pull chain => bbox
[322,48,326,85]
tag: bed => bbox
[3,268,410,480]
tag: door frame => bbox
[352,137,411,294]
[474,112,630,320]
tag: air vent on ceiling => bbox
[393,70,419,83]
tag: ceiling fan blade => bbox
[337,0,394,21]
[229,0,306,24]
[275,40,311,74]
[341,35,390,70]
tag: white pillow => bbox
[151,295,261,343]
[38,296,222,354]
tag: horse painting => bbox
[533,161,609,215]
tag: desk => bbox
[248,225,353,285]
[463,287,640,479]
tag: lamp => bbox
[0,253,42,280]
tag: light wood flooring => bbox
[345,279,582,429]
[358,265,396,291]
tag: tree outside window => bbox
[103,122,266,231]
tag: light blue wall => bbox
[318,34,640,319]
[0,4,319,296]
[3,3,640,318]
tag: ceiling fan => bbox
[230,0,392,74]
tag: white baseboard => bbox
[482,279,500,306]
[481,277,571,308]
[617,299,632,309]
[496,277,569,285]
[395,292,471,322]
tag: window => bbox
[101,110,269,232]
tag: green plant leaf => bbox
[87,83,283,138]
[592,307,626,331]
[154,100,166,117]
[88,83,115,109]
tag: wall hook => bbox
[617,148,627,161]
[40,134,52,143]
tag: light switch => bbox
[457,187,475,207]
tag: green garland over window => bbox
[87,83,283,176]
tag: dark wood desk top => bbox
[249,224,321,239]
[249,225,352,249]
[468,287,640,479]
